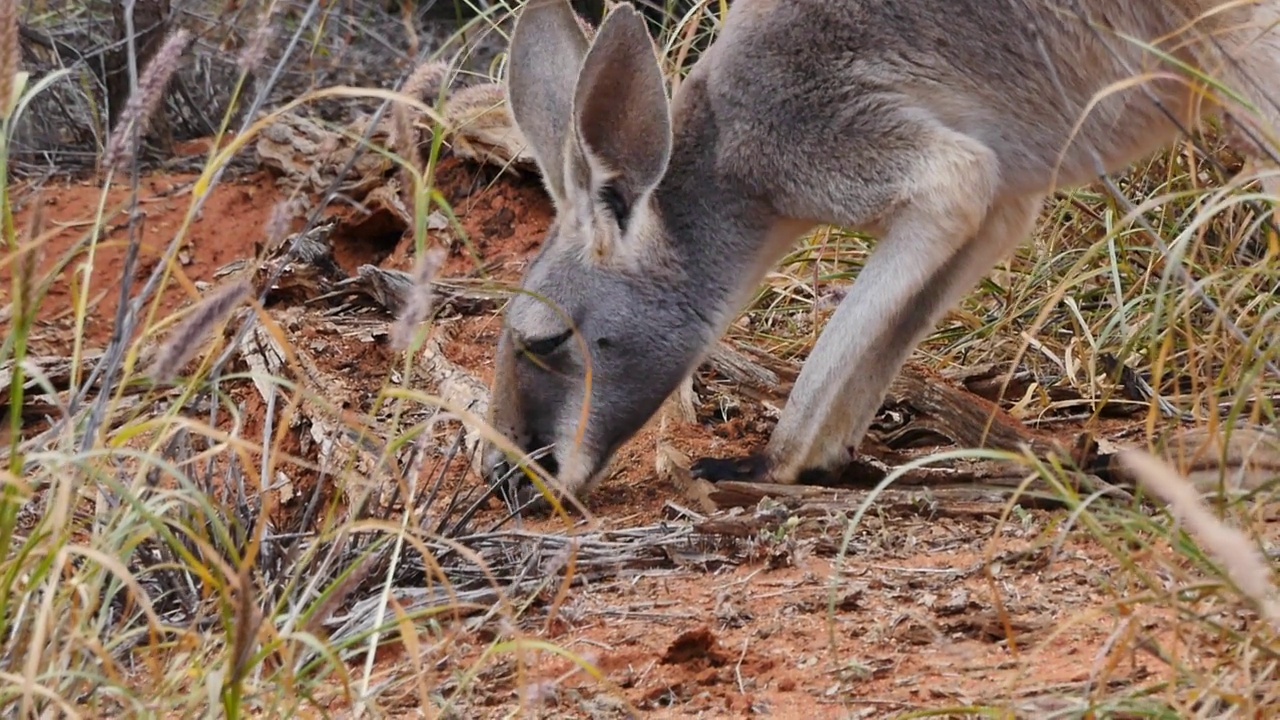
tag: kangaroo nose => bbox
[483,436,562,515]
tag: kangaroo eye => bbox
[518,329,573,358]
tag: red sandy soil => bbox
[1,152,1264,717]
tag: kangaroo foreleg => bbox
[694,128,1043,485]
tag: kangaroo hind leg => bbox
[1217,4,1280,238]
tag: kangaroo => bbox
[482,0,1280,504]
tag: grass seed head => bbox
[394,61,452,174]
[444,82,505,128]
[264,197,301,251]
[10,189,45,315]
[404,60,451,105]
[1120,449,1280,633]
[0,0,19,121]
[389,247,446,352]
[103,27,195,171]
[238,21,275,75]
[151,277,253,382]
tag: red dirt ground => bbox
[3,170,287,353]
[1,152,1266,717]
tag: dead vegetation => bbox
[0,1,1277,718]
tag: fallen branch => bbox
[0,351,105,406]
[703,479,1063,516]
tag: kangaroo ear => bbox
[572,4,673,209]
[506,0,591,203]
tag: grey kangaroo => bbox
[482,0,1280,502]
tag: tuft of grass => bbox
[0,2,604,717]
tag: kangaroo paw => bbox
[691,451,859,486]
[690,453,771,483]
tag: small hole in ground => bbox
[329,207,407,274]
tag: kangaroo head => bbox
[483,0,712,498]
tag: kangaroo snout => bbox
[482,327,565,493]
[484,298,707,504]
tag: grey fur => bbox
[486,0,1280,499]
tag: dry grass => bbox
[0,0,1277,718]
